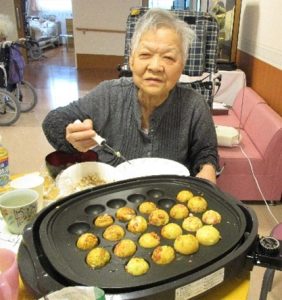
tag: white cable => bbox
[237,144,279,224]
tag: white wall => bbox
[72,0,141,56]
[238,0,282,69]
[0,0,18,41]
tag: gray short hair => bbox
[130,8,195,62]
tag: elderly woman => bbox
[42,8,219,183]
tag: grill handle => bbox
[246,236,282,270]
[19,222,54,294]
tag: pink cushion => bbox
[232,87,265,125]
[244,103,282,158]
[218,129,264,175]
[213,87,266,129]
[271,224,282,240]
[217,174,280,201]
[213,110,241,128]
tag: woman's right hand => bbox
[66,119,97,152]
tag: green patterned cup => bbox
[0,189,38,234]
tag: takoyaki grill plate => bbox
[19,176,247,294]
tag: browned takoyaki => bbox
[76,232,99,250]
[103,224,125,241]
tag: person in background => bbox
[42,8,219,183]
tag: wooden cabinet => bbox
[65,18,74,48]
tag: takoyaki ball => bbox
[114,239,137,258]
[174,234,199,255]
[94,213,114,227]
[176,190,194,203]
[169,204,189,220]
[86,247,111,268]
[76,233,99,250]
[196,225,221,246]
[116,207,136,222]
[202,210,222,225]
[187,196,208,213]
[148,209,169,226]
[127,216,148,234]
[139,201,157,214]
[151,245,175,265]
[161,223,183,240]
[139,232,161,248]
[103,224,125,241]
[182,216,203,232]
[125,257,149,276]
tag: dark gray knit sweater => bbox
[42,77,219,176]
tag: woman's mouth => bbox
[145,77,163,84]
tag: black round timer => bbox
[259,236,280,256]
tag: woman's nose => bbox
[148,56,164,72]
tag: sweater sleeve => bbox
[186,93,219,176]
[42,81,111,153]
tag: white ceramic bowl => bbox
[115,158,190,181]
[56,162,117,197]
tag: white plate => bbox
[56,162,116,197]
[115,158,190,181]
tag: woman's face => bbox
[129,27,184,100]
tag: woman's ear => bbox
[129,55,134,69]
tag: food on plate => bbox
[75,174,106,191]
[103,224,125,241]
[161,223,183,240]
[138,201,157,214]
[169,204,189,219]
[182,216,203,232]
[86,247,111,268]
[151,245,175,265]
[76,232,99,250]
[148,209,169,226]
[174,234,199,255]
[202,210,222,225]
[43,173,60,201]
[125,257,150,276]
[176,190,194,203]
[94,214,114,227]
[116,207,136,222]
[187,196,208,213]
[127,216,148,234]
[114,239,137,258]
[139,232,161,248]
[196,225,221,246]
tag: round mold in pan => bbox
[38,176,247,293]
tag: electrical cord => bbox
[237,144,279,224]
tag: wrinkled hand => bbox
[196,164,216,184]
[66,119,97,152]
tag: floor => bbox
[1,46,281,300]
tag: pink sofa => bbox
[213,87,282,202]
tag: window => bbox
[36,0,72,12]
[148,0,191,10]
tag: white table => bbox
[214,69,246,106]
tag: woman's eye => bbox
[139,53,150,58]
[164,56,174,61]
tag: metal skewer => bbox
[74,120,131,164]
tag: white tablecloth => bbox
[0,216,22,253]
[214,69,246,106]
